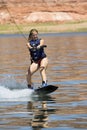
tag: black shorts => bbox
[31,55,47,65]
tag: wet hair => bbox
[28,29,38,41]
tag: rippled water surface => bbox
[0,32,87,130]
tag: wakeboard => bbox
[35,85,58,95]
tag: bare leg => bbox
[27,62,39,87]
[40,57,48,84]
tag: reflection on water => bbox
[0,32,87,130]
[27,101,49,128]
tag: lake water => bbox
[0,32,87,130]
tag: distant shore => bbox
[0,21,87,34]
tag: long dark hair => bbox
[28,29,38,41]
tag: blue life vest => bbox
[29,39,46,62]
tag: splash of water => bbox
[0,76,34,101]
[0,85,34,101]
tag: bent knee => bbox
[40,66,46,72]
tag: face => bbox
[32,31,38,40]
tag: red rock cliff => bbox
[0,0,87,24]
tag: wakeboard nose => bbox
[35,85,58,95]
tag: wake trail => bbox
[0,85,34,101]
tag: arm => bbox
[26,42,32,49]
[40,39,44,46]
[37,39,44,48]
